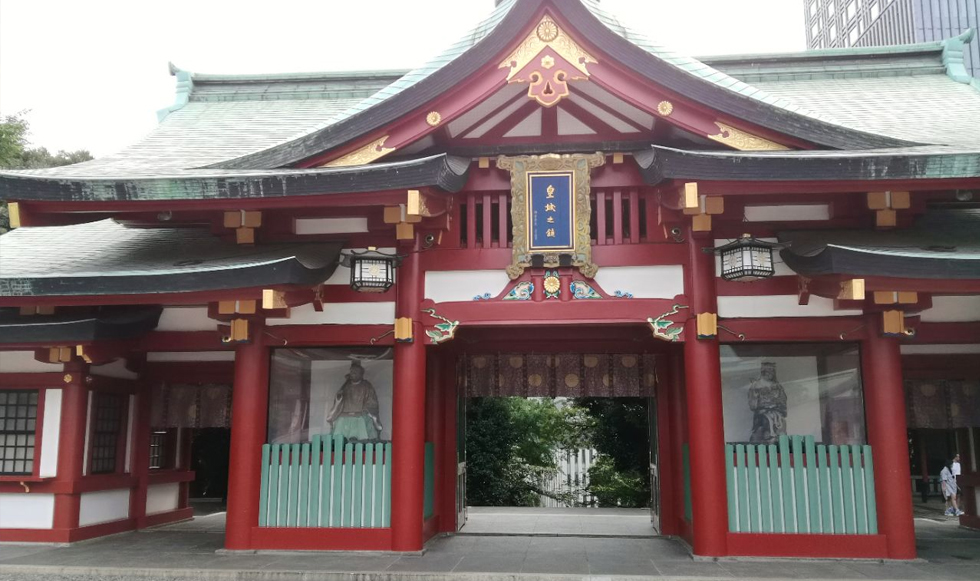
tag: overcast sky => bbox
[0,1,804,157]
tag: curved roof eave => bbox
[207,0,916,171]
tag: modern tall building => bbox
[805,0,979,77]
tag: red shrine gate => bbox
[3,0,980,561]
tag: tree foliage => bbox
[465,397,590,507]
[575,397,651,508]
[0,111,94,233]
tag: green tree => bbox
[0,111,93,233]
[576,397,651,507]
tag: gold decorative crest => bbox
[707,122,789,151]
[499,14,598,107]
[656,101,674,116]
[321,135,395,167]
[426,111,442,126]
[497,153,605,280]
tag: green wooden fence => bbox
[725,435,877,535]
[259,435,392,528]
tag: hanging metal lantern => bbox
[340,247,402,293]
[716,234,780,282]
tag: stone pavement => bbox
[0,515,977,580]
[461,506,657,537]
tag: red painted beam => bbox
[718,316,868,342]
[425,297,680,329]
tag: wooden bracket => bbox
[7,202,21,229]
[682,189,723,233]
[217,299,257,316]
[882,310,911,337]
[696,312,718,339]
[19,305,56,316]
[798,277,811,306]
[224,210,262,244]
[262,289,288,310]
[35,346,73,364]
[837,279,866,301]
[873,291,918,305]
[221,319,250,343]
[867,191,909,228]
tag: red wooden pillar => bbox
[655,353,677,535]
[682,229,729,557]
[53,360,89,533]
[862,320,916,559]
[668,347,688,538]
[391,244,427,551]
[132,380,153,529]
[439,352,459,533]
[224,321,269,551]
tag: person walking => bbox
[951,453,962,503]
[940,459,964,516]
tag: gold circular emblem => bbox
[528,374,543,388]
[473,356,487,369]
[646,373,656,387]
[602,374,611,387]
[657,100,674,116]
[564,373,580,388]
[950,403,960,417]
[63,374,73,384]
[621,355,638,368]
[584,355,599,368]
[919,383,937,396]
[543,275,561,294]
[536,20,559,42]
[425,111,442,126]
[509,356,523,369]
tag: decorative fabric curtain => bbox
[149,383,232,428]
[906,379,980,429]
[462,353,656,398]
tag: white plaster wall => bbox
[78,489,131,527]
[719,295,862,318]
[156,307,213,331]
[901,344,980,354]
[124,395,135,473]
[267,302,396,326]
[714,238,795,277]
[744,204,830,222]
[295,217,368,235]
[146,351,235,362]
[145,483,180,515]
[424,270,512,303]
[39,389,62,478]
[0,351,62,373]
[920,295,980,322]
[82,391,93,476]
[322,247,397,286]
[0,493,55,529]
[90,359,138,380]
[593,266,684,299]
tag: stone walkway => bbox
[0,514,977,580]
[461,506,657,537]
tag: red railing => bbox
[455,189,656,248]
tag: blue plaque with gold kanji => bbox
[497,153,605,280]
[527,172,574,251]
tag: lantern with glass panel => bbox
[341,247,402,292]
[717,234,780,282]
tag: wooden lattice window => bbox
[148,430,172,470]
[0,390,39,476]
[90,393,124,474]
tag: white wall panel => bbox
[145,483,180,515]
[593,266,684,299]
[901,344,980,354]
[920,295,980,322]
[156,307,213,331]
[719,295,862,318]
[268,302,396,326]
[90,359,138,379]
[39,389,62,478]
[0,493,55,529]
[78,489,130,527]
[295,217,368,235]
[146,351,235,362]
[0,351,62,373]
[744,204,830,222]
[425,270,512,303]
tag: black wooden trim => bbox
[0,307,162,344]
[0,154,470,203]
[634,146,980,183]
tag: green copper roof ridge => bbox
[156,62,194,122]
[942,28,976,84]
[188,69,412,83]
[699,40,945,64]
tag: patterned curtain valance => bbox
[905,379,980,429]
[149,382,232,428]
[462,352,656,398]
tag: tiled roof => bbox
[0,219,343,296]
